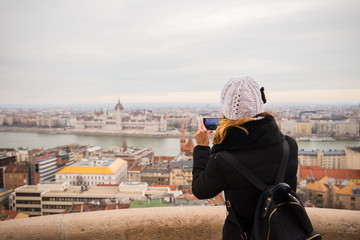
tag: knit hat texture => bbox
[221,76,264,120]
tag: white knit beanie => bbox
[221,76,264,120]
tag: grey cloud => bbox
[0,0,359,104]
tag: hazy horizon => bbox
[1,0,359,105]
[0,101,358,111]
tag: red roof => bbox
[34,152,57,160]
[346,170,360,179]
[299,165,360,180]
[0,209,17,220]
[299,165,321,171]
[5,163,29,173]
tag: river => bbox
[0,131,359,156]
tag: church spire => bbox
[180,118,186,153]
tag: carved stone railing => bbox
[0,206,359,239]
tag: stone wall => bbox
[0,206,359,239]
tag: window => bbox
[351,197,356,201]
[16,192,40,197]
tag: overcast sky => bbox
[0,0,359,105]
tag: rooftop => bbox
[298,150,317,155]
[15,182,171,199]
[170,160,193,172]
[306,177,329,192]
[57,158,126,174]
[337,182,357,195]
[299,165,360,180]
[5,163,29,173]
[322,149,346,156]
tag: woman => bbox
[192,77,298,239]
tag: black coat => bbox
[192,116,298,239]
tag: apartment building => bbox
[344,147,360,169]
[336,182,360,210]
[295,121,312,135]
[298,150,319,166]
[9,182,170,216]
[305,177,360,210]
[298,149,346,169]
[31,150,75,185]
[141,162,170,185]
[313,121,337,135]
[0,151,16,188]
[113,147,154,169]
[279,118,359,137]
[313,121,359,137]
[4,163,30,189]
[279,119,296,136]
[127,163,142,182]
[55,157,127,186]
[32,153,58,184]
[305,177,339,208]
[337,122,359,136]
[15,149,30,163]
[320,150,346,169]
[170,160,193,186]
[85,145,154,170]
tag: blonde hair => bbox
[213,112,272,144]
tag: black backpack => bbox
[218,140,321,240]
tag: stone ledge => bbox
[0,206,359,240]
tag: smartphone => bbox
[203,118,221,130]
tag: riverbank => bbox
[1,126,181,138]
[2,126,359,141]
[1,130,360,156]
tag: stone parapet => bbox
[0,206,359,239]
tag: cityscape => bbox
[1,0,360,239]
[0,101,359,219]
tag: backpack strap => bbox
[275,139,290,184]
[226,200,248,239]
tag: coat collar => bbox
[211,115,284,154]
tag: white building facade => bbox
[55,157,127,186]
[75,100,167,133]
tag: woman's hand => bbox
[195,121,212,146]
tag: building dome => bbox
[115,99,124,111]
